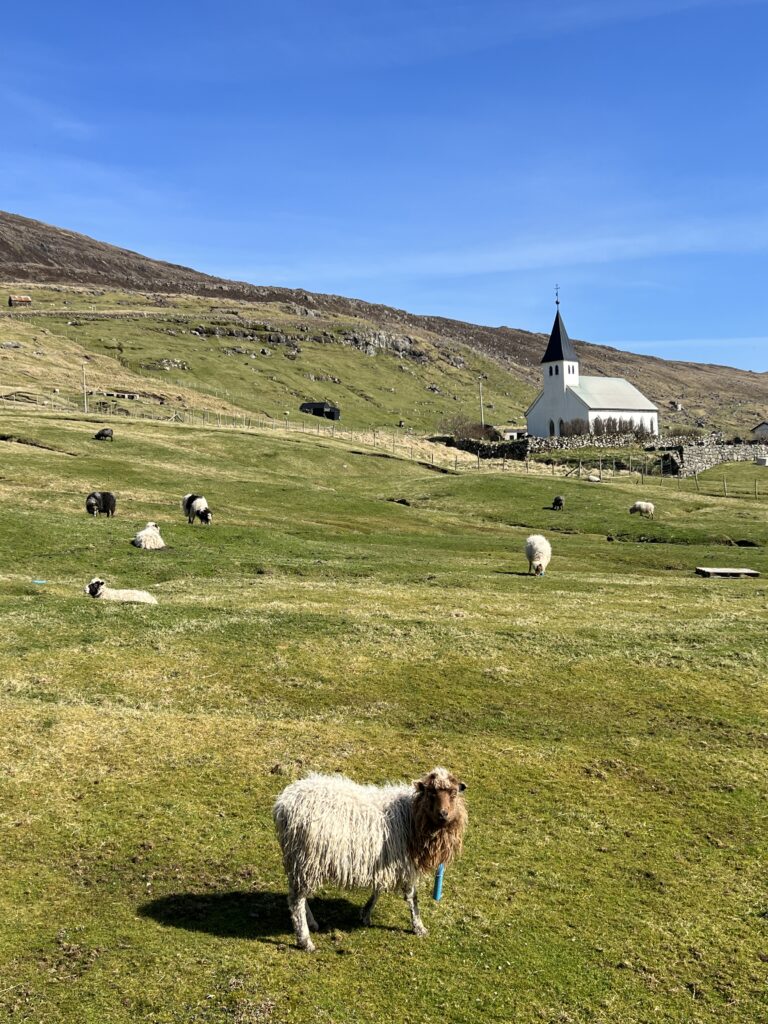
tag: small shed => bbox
[299,400,340,421]
[8,295,32,307]
[751,421,768,441]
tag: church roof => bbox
[540,309,578,363]
[570,376,658,412]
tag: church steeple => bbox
[540,307,578,364]
[541,291,579,393]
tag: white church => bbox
[526,305,659,437]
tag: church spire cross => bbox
[555,283,560,308]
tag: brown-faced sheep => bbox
[273,767,467,952]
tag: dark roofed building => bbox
[299,400,340,421]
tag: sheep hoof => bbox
[308,919,320,933]
[360,913,372,927]
[299,939,316,952]
[413,925,428,937]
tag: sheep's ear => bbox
[414,780,425,793]
[458,782,467,792]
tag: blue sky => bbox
[3,0,767,370]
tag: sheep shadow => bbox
[493,569,531,576]
[138,890,383,944]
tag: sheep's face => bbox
[86,501,98,515]
[85,578,105,598]
[533,562,545,576]
[145,522,159,531]
[414,768,467,826]
[629,506,638,515]
[199,508,212,524]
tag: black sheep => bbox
[93,428,114,441]
[85,491,117,517]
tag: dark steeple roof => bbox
[540,309,578,364]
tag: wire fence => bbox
[2,384,766,496]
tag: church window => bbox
[555,365,559,375]
[549,366,553,376]
[549,420,555,436]
[559,419,565,435]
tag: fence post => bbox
[695,472,700,492]
[723,476,727,497]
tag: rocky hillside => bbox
[1,210,766,433]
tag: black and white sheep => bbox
[132,521,166,549]
[629,500,655,519]
[273,766,468,952]
[84,577,157,604]
[552,495,564,511]
[93,428,114,441]
[85,491,116,517]
[181,493,212,525]
[525,533,552,576]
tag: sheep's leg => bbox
[288,887,316,952]
[361,887,381,926]
[404,885,427,937]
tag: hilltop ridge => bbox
[1,210,766,433]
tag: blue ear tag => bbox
[433,863,444,901]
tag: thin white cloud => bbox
[224,212,768,284]
[0,86,94,139]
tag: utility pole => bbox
[479,378,484,428]
[82,363,88,414]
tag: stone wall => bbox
[455,431,680,461]
[455,431,768,476]
[650,440,768,477]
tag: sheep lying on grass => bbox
[552,495,564,511]
[181,493,212,525]
[630,501,655,519]
[84,577,157,604]
[525,534,552,576]
[132,522,166,549]
[273,766,467,952]
[85,491,116,517]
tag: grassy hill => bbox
[1,408,766,1023]
[2,210,767,435]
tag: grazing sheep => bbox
[181,493,212,525]
[552,495,564,511]
[629,500,655,519]
[85,490,116,517]
[132,521,166,549]
[84,577,157,604]
[93,428,114,441]
[273,766,467,952]
[525,534,552,576]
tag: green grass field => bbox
[1,410,766,1024]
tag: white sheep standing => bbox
[84,577,157,604]
[273,766,467,952]
[132,521,166,549]
[525,533,552,576]
[629,501,655,519]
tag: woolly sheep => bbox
[552,495,564,511]
[132,521,166,549]
[85,491,116,517]
[181,493,212,525]
[84,577,157,604]
[525,533,552,576]
[93,427,113,441]
[273,766,468,952]
[629,500,655,519]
